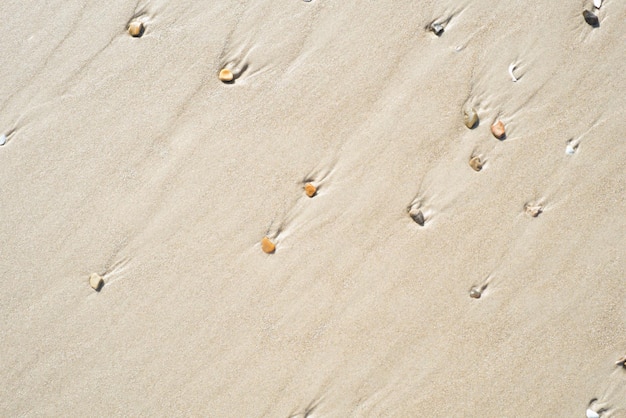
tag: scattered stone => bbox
[491,120,506,139]
[304,183,317,198]
[469,156,483,172]
[566,144,576,155]
[593,0,602,9]
[408,208,425,226]
[0,134,6,146]
[89,273,104,291]
[261,236,276,254]
[586,409,600,418]
[525,204,542,217]
[469,287,482,299]
[508,63,518,82]
[430,22,444,36]
[463,106,478,129]
[219,68,234,82]
[615,355,626,367]
[583,10,599,27]
[128,21,144,37]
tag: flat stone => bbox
[463,106,478,129]
[219,69,234,82]
[128,21,144,37]
[469,156,483,172]
[409,208,425,226]
[304,183,317,197]
[491,120,506,139]
[89,273,104,291]
[583,10,599,27]
[261,237,276,254]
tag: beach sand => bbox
[1,0,625,416]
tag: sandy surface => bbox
[1,0,625,416]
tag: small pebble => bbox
[469,156,483,172]
[463,107,478,129]
[583,10,599,27]
[566,144,576,155]
[586,409,600,418]
[261,237,276,254]
[593,0,602,9]
[409,208,425,226]
[219,68,234,82]
[525,204,542,217]
[615,355,626,366]
[469,287,482,299]
[128,21,144,37]
[491,120,506,139]
[304,183,317,198]
[430,22,444,36]
[89,273,104,291]
[0,134,6,146]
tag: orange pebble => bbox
[304,183,317,197]
[491,120,506,139]
[219,69,234,82]
[128,21,144,37]
[261,237,275,254]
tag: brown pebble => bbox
[469,156,483,172]
[409,208,425,226]
[304,183,317,198]
[261,237,276,254]
[463,107,478,129]
[128,21,144,37]
[469,287,482,299]
[89,273,104,291]
[491,120,506,139]
[219,69,234,82]
[525,204,542,217]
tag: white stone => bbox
[566,144,575,155]
[0,134,6,146]
[586,408,600,418]
[89,273,104,291]
[594,0,602,9]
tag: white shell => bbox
[594,0,602,9]
[586,408,600,418]
[565,144,575,155]
[508,63,518,82]
[0,134,6,146]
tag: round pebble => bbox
[409,208,425,226]
[219,69,234,82]
[583,10,599,26]
[469,287,482,299]
[0,134,6,146]
[463,107,478,129]
[89,273,104,291]
[304,183,317,198]
[128,21,144,37]
[469,156,483,172]
[430,22,444,36]
[261,237,276,254]
[491,120,506,139]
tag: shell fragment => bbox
[0,134,6,146]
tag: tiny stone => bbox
[430,22,444,36]
[128,21,144,37]
[491,120,506,139]
[469,287,482,299]
[469,156,483,172]
[566,144,576,155]
[409,208,425,226]
[261,236,276,254]
[525,204,542,217]
[586,409,600,418]
[583,10,599,27]
[615,355,626,366]
[219,68,234,82]
[0,134,6,146]
[89,273,104,291]
[463,107,478,129]
[304,183,317,198]
[594,0,602,9]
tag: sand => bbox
[1,0,625,416]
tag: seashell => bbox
[583,10,599,27]
[593,0,602,9]
[304,183,317,198]
[469,287,482,299]
[469,156,483,172]
[491,120,506,139]
[586,409,600,418]
[219,68,234,82]
[409,208,425,226]
[463,106,478,129]
[89,273,104,291]
[128,21,144,37]
[261,236,276,254]
[0,134,6,146]
[430,22,444,36]
[525,204,542,217]
[508,63,518,82]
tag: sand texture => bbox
[1,0,625,416]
